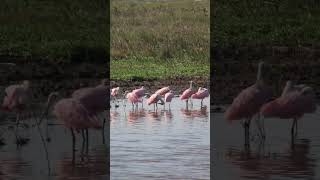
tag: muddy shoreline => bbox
[111,76,210,96]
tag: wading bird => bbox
[260,81,316,139]
[125,91,142,109]
[147,93,165,110]
[70,80,108,144]
[2,80,33,144]
[164,91,174,109]
[180,81,197,108]
[191,87,209,107]
[155,86,170,96]
[111,87,120,107]
[53,97,102,163]
[224,61,272,145]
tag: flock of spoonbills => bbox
[225,61,317,145]
[110,81,210,110]
[0,76,108,174]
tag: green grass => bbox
[111,0,209,80]
[0,0,108,63]
[213,0,320,47]
[111,56,209,81]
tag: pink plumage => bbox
[224,83,272,122]
[111,87,119,97]
[127,92,141,104]
[132,86,145,98]
[261,85,316,119]
[2,81,31,111]
[180,88,195,101]
[164,91,174,102]
[53,98,102,131]
[191,88,209,99]
[147,94,161,105]
[155,86,170,96]
[72,86,108,114]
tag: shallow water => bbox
[213,106,320,180]
[110,97,210,179]
[0,80,109,180]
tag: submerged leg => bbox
[291,118,297,139]
[102,118,106,144]
[86,128,89,154]
[70,128,76,164]
[15,114,21,145]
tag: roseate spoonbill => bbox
[147,93,165,110]
[132,86,145,108]
[2,80,33,143]
[155,86,170,96]
[111,87,120,107]
[164,91,174,109]
[191,87,209,107]
[180,81,197,108]
[71,83,108,145]
[260,81,316,139]
[53,97,102,161]
[224,61,272,144]
[125,91,142,109]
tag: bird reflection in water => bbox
[56,147,109,180]
[127,109,147,123]
[226,139,316,179]
[180,106,208,119]
[0,157,29,179]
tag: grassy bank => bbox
[213,0,320,48]
[111,56,209,80]
[0,0,108,63]
[111,0,209,80]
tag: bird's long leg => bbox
[291,118,297,139]
[201,99,203,108]
[142,99,144,108]
[295,118,298,137]
[70,128,76,164]
[86,128,89,154]
[186,100,188,109]
[81,130,86,148]
[34,115,51,175]
[15,113,21,145]
[169,103,171,109]
[102,118,106,144]
[45,115,50,142]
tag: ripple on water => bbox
[111,97,210,180]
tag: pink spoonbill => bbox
[180,81,197,108]
[164,91,174,109]
[155,86,170,96]
[224,61,272,144]
[53,97,102,161]
[260,81,316,139]
[191,87,209,107]
[147,93,165,110]
[111,87,120,107]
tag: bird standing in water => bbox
[191,87,209,107]
[260,81,316,140]
[224,61,272,145]
[180,81,197,109]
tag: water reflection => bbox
[226,139,316,179]
[56,146,109,180]
[0,157,30,179]
[111,97,210,179]
[180,106,208,119]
